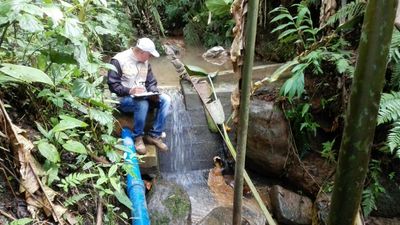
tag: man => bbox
[107,37,171,154]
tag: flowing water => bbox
[158,88,219,223]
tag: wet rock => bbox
[207,162,267,225]
[202,46,229,66]
[366,217,400,225]
[197,206,256,225]
[269,185,312,225]
[147,180,191,225]
[246,99,335,196]
[246,99,290,176]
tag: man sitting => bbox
[107,37,171,154]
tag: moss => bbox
[162,188,190,219]
[151,211,170,225]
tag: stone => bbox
[197,207,250,225]
[147,180,191,225]
[246,98,335,196]
[366,217,400,225]
[269,185,312,225]
[246,99,290,176]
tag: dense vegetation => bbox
[0,0,399,224]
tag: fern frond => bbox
[64,193,89,207]
[387,122,400,156]
[326,1,366,26]
[389,29,400,63]
[378,92,400,124]
[389,63,400,90]
[58,173,98,192]
[362,188,376,217]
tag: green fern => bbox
[58,173,98,192]
[326,0,366,27]
[64,193,89,207]
[362,160,386,217]
[389,63,400,90]
[378,92,400,124]
[390,29,400,63]
[362,188,376,217]
[378,92,400,158]
[387,122,400,155]
[270,4,318,49]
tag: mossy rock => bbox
[147,180,191,225]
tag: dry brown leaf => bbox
[0,100,68,224]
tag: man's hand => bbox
[129,86,146,95]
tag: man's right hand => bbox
[129,86,146,95]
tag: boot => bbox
[144,135,168,151]
[134,136,147,155]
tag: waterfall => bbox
[158,88,218,223]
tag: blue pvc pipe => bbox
[122,128,150,225]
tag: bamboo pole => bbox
[328,1,397,225]
[233,0,260,223]
[220,124,277,225]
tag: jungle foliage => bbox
[264,0,400,218]
[0,0,136,223]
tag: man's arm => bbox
[107,59,130,97]
[145,64,159,93]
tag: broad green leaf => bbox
[18,13,43,32]
[21,4,43,17]
[52,115,88,132]
[268,59,298,82]
[108,164,118,177]
[62,140,87,154]
[184,65,208,76]
[95,25,115,35]
[64,18,83,40]
[109,177,120,191]
[35,121,52,139]
[96,177,108,186]
[88,109,113,125]
[206,0,232,16]
[0,63,53,85]
[10,218,33,225]
[43,6,63,27]
[38,141,60,163]
[114,190,133,209]
[74,43,88,67]
[72,78,95,98]
[0,72,20,83]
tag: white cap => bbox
[136,37,160,57]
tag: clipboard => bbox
[131,92,160,97]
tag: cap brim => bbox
[150,50,160,58]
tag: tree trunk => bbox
[328,1,397,225]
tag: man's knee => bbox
[160,94,171,108]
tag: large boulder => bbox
[147,180,191,225]
[246,99,290,176]
[246,98,335,196]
